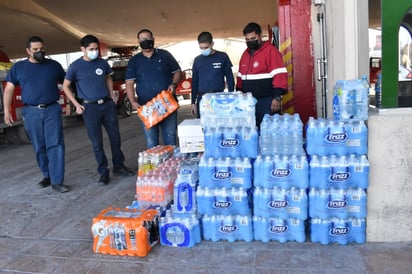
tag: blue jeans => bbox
[82,100,125,176]
[23,103,65,185]
[142,111,177,148]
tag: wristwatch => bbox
[273,95,282,102]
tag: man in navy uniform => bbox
[3,36,69,193]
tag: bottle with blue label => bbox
[201,215,254,242]
[345,121,368,155]
[332,80,344,120]
[333,78,369,121]
[203,126,221,158]
[173,174,197,215]
[253,217,306,243]
[308,188,367,219]
[159,214,201,247]
[196,187,251,216]
[253,187,308,220]
[310,217,366,245]
[253,154,309,189]
[198,157,252,189]
[309,155,369,189]
[348,154,369,189]
[239,127,259,158]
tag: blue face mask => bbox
[87,50,99,60]
[200,48,211,56]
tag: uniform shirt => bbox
[191,50,235,104]
[236,41,288,98]
[6,59,65,105]
[125,48,181,105]
[65,57,112,100]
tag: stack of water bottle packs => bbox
[307,77,369,245]
[159,156,202,247]
[198,92,257,242]
[253,113,308,243]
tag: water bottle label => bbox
[271,168,291,178]
[346,139,361,147]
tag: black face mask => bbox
[246,40,260,51]
[140,39,154,50]
[33,51,46,63]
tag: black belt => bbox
[25,102,57,109]
[198,90,222,96]
[82,97,111,104]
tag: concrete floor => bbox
[0,102,411,274]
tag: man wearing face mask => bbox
[3,36,69,193]
[126,29,182,148]
[63,34,134,186]
[236,22,288,127]
[190,31,235,118]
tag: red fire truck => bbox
[0,49,72,144]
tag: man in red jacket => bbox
[236,22,288,127]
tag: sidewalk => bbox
[0,103,411,274]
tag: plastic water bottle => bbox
[346,121,368,155]
[241,126,258,158]
[333,80,343,120]
[253,155,263,185]
[360,75,370,120]
[253,217,306,243]
[375,74,382,108]
[350,155,369,189]
[310,217,366,245]
[305,117,316,154]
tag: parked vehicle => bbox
[176,69,192,99]
[111,59,133,117]
[0,49,73,144]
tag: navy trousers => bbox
[23,103,65,185]
[82,100,125,176]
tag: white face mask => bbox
[87,50,99,60]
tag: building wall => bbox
[367,108,412,241]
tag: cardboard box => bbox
[178,119,204,153]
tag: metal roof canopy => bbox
[0,0,279,58]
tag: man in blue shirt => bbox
[191,31,235,118]
[125,29,182,148]
[63,35,133,186]
[3,36,69,193]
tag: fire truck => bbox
[0,49,72,144]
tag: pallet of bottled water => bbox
[308,188,367,219]
[201,215,254,242]
[159,213,201,247]
[196,186,252,216]
[253,187,308,220]
[253,154,309,189]
[203,126,258,158]
[253,217,306,243]
[332,78,369,122]
[310,217,366,245]
[199,92,256,128]
[306,118,368,156]
[309,155,369,189]
[260,113,305,156]
[198,156,252,189]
